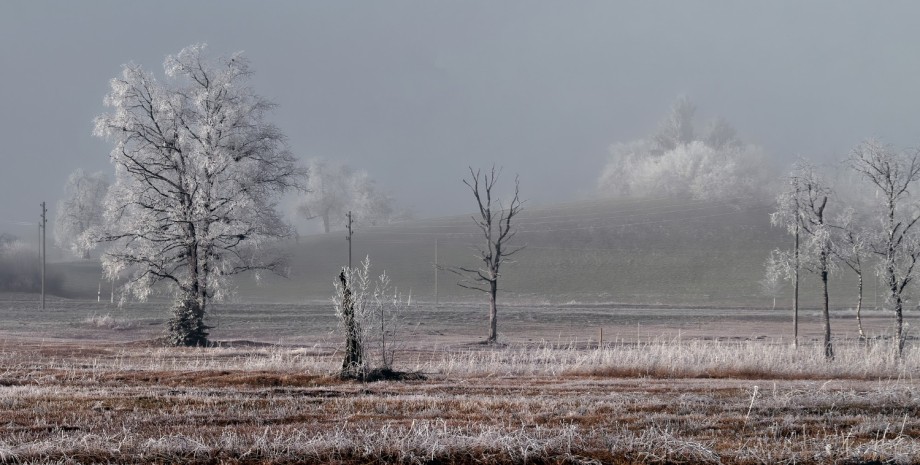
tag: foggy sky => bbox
[2,1,920,237]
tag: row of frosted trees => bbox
[768,140,920,359]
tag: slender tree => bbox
[832,207,868,340]
[91,44,303,346]
[850,140,920,356]
[55,169,109,259]
[453,166,523,344]
[761,251,788,311]
[772,161,835,358]
[770,172,802,348]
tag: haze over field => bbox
[3,1,920,234]
[5,5,920,463]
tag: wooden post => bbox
[40,202,46,310]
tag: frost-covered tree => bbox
[760,251,787,310]
[831,207,869,340]
[348,171,395,227]
[54,169,109,259]
[452,166,523,344]
[297,157,395,233]
[297,158,351,233]
[764,247,798,338]
[598,97,770,201]
[653,95,696,152]
[91,44,303,346]
[771,161,836,358]
[850,139,920,356]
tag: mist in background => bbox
[2,1,920,237]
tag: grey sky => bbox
[2,1,920,236]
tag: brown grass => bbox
[1,340,919,464]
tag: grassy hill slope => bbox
[48,196,866,308]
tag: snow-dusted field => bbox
[0,338,919,464]
[0,294,902,346]
[1,297,919,463]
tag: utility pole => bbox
[40,201,46,310]
[345,211,353,269]
[434,239,439,307]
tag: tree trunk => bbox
[339,271,363,378]
[166,237,209,347]
[821,267,833,360]
[855,271,865,341]
[167,294,208,346]
[895,295,904,357]
[487,278,498,343]
[323,213,331,234]
[793,229,799,349]
[886,198,905,357]
[885,262,905,357]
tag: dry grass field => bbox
[1,295,919,463]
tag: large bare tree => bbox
[454,166,523,344]
[850,140,920,356]
[91,44,303,346]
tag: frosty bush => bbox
[333,257,410,380]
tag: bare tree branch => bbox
[451,166,524,343]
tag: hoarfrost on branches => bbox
[770,160,837,358]
[849,139,920,356]
[91,43,304,346]
[297,157,395,233]
[55,169,109,259]
[597,97,770,202]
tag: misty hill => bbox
[51,196,867,308]
[262,196,787,305]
